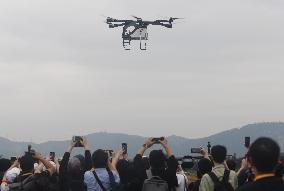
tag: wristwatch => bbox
[142,144,148,149]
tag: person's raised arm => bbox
[59,139,76,178]
[67,138,76,153]
[236,158,248,176]
[54,157,60,175]
[80,136,92,171]
[109,149,123,171]
[160,138,173,157]
[137,138,154,156]
[33,152,55,176]
[200,147,210,160]
[160,138,178,189]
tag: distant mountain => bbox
[0,122,284,158]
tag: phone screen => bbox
[245,137,250,148]
[122,143,127,154]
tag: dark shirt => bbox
[237,176,284,191]
[59,150,92,191]
[133,154,178,191]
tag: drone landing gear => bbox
[139,38,147,50]
[123,39,131,50]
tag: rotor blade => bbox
[131,15,141,19]
[170,17,185,20]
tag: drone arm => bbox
[145,20,172,28]
[108,22,127,28]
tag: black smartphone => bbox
[122,143,127,154]
[152,137,165,143]
[73,136,83,147]
[50,152,55,161]
[191,148,201,154]
[245,137,250,148]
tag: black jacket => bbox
[59,150,92,191]
[133,154,178,191]
[237,176,284,191]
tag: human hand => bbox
[241,158,248,169]
[145,137,155,148]
[159,137,168,148]
[200,147,208,156]
[67,138,77,152]
[32,152,43,160]
[114,149,124,159]
[80,136,89,150]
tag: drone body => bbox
[106,16,181,50]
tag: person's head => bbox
[149,150,166,169]
[247,137,280,173]
[116,159,130,184]
[0,158,11,172]
[197,158,213,179]
[92,149,108,168]
[226,159,237,171]
[211,145,227,164]
[149,150,167,176]
[67,155,84,179]
[20,154,35,172]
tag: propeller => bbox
[169,17,184,23]
[131,15,142,20]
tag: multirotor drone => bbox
[105,16,182,50]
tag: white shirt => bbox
[176,171,188,191]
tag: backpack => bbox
[142,176,169,191]
[9,172,53,191]
[208,170,234,191]
[8,175,36,191]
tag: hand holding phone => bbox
[152,137,165,144]
[73,136,83,147]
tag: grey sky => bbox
[0,0,284,142]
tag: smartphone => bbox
[191,148,201,154]
[245,137,250,148]
[122,143,127,154]
[50,152,55,161]
[73,136,83,147]
[152,137,165,143]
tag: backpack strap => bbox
[92,170,107,191]
[106,168,116,188]
[222,169,230,183]
[208,172,220,185]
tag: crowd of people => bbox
[0,136,284,191]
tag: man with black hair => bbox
[133,137,178,191]
[199,145,238,191]
[237,137,284,191]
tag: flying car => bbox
[105,16,182,50]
